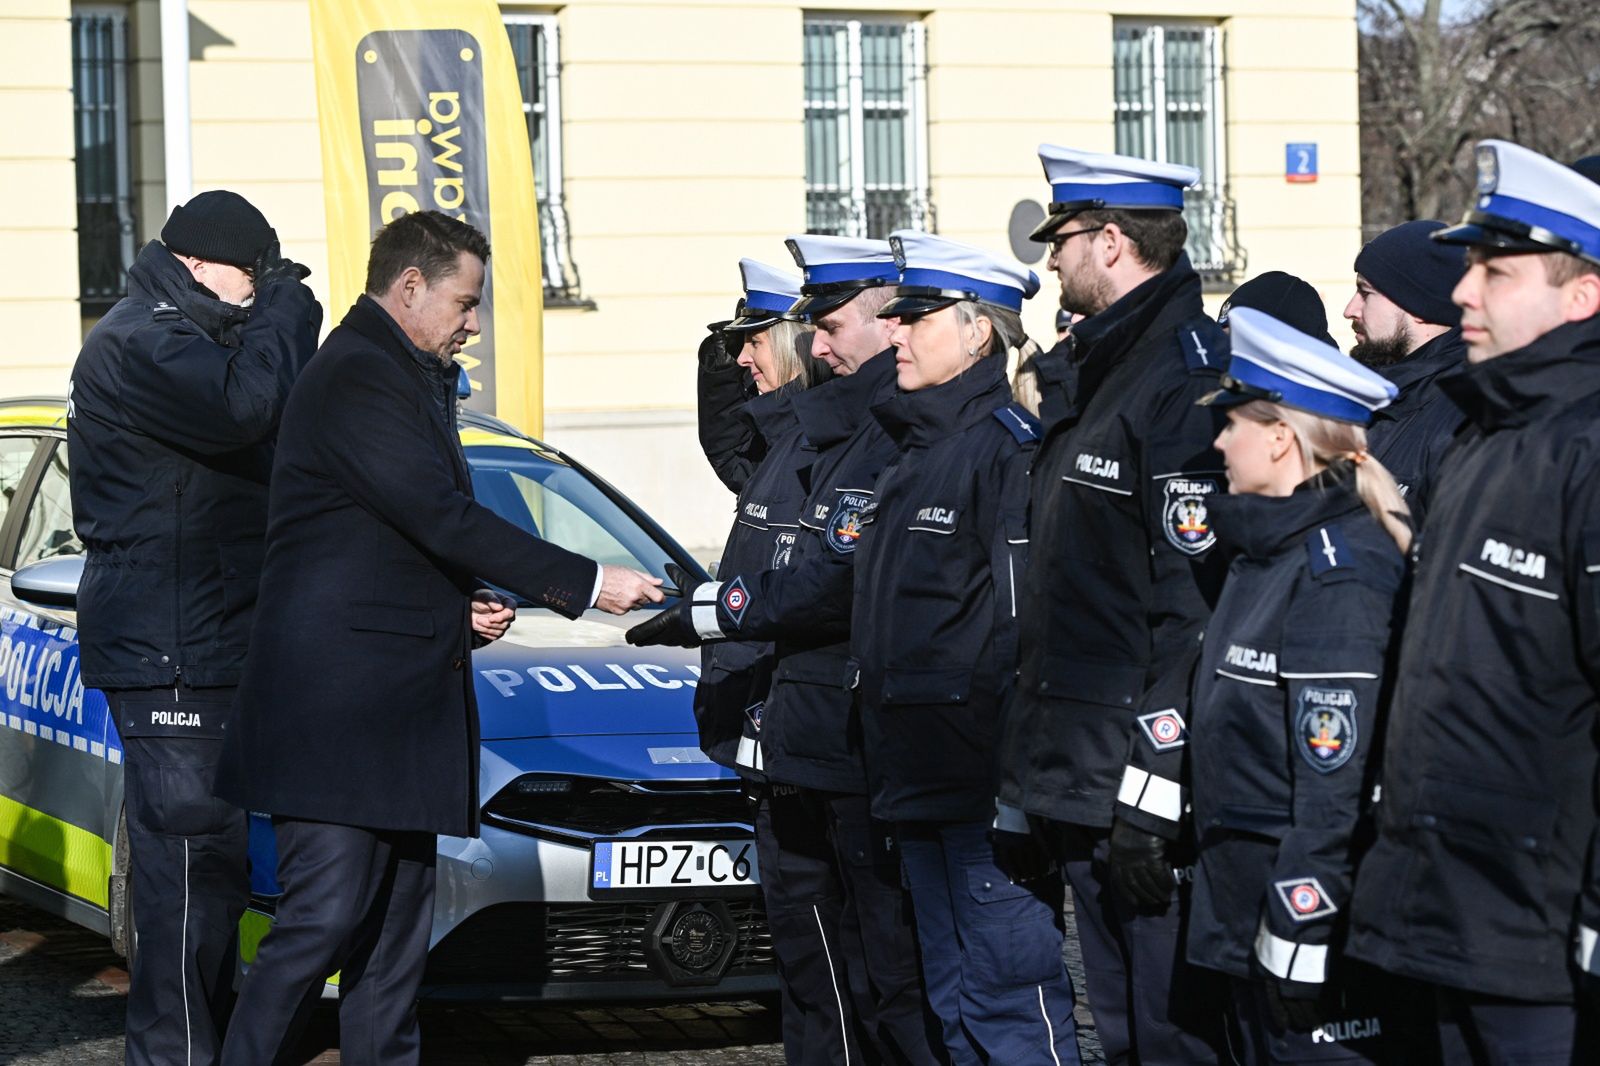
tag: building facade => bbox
[3,0,1361,549]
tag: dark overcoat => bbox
[214,297,599,838]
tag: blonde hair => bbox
[756,318,821,389]
[952,299,1045,415]
[1233,399,1412,553]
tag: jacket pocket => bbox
[769,654,859,763]
[881,668,971,706]
[218,540,265,618]
[1037,656,1145,707]
[1208,803,1291,840]
[349,603,436,638]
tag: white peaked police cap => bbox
[1202,307,1398,425]
[877,230,1040,317]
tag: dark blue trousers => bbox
[220,819,436,1066]
[898,819,1080,1066]
[1229,975,1420,1064]
[1434,986,1582,1066]
[1052,823,1225,1065]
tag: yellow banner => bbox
[309,0,544,433]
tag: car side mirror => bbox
[11,555,84,610]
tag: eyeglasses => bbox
[1047,226,1106,254]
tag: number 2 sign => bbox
[1287,143,1319,183]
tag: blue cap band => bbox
[899,268,1025,311]
[1050,180,1185,210]
[803,261,900,285]
[1229,356,1373,424]
[1477,193,1600,260]
[744,290,793,314]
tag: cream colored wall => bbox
[0,1,81,394]
[6,0,1362,551]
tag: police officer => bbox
[853,231,1081,1064]
[1346,140,1600,1062]
[693,259,848,1062]
[1175,309,1414,1062]
[1219,271,1338,346]
[67,190,322,1066]
[632,237,944,1065]
[991,145,1230,1063]
[1342,220,1468,523]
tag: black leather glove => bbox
[1107,817,1174,908]
[989,827,1055,885]
[252,239,311,288]
[626,568,715,649]
[1263,974,1328,1033]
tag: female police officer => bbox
[1180,308,1412,1062]
[851,231,1081,1065]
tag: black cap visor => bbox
[1197,373,1282,409]
[877,286,973,319]
[788,279,893,320]
[1434,210,1600,266]
[1029,207,1084,242]
[726,310,785,333]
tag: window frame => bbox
[0,434,62,575]
[502,11,592,308]
[802,13,932,239]
[70,4,139,313]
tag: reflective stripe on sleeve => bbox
[690,582,724,639]
[1254,919,1328,984]
[1579,924,1600,976]
[993,802,1030,834]
[1115,766,1183,823]
[735,734,764,771]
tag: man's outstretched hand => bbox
[470,589,516,643]
[595,565,665,615]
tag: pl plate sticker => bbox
[720,576,750,626]
[1295,686,1357,773]
[1274,876,1338,922]
[1163,478,1218,556]
[1136,709,1188,752]
[772,529,796,569]
[826,491,872,555]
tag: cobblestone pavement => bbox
[0,896,1105,1065]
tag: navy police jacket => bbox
[1366,329,1466,527]
[1347,314,1600,1002]
[852,354,1035,823]
[1172,466,1404,986]
[694,381,808,779]
[698,348,901,794]
[697,359,763,494]
[68,241,322,693]
[995,253,1230,828]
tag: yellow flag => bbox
[308,0,543,433]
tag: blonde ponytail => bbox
[1234,400,1413,553]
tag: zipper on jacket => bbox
[172,480,183,688]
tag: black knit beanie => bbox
[1219,271,1337,347]
[1573,156,1600,185]
[1354,220,1463,328]
[161,190,275,269]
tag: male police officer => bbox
[1343,220,1468,522]
[1346,140,1600,1062]
[68,190,322,1066]
[993,145,1229,1063]
[631,236,944,1066]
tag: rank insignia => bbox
[1137,709,1188,752]
[1162,478,1219,556]
[721,576,750,626]
[826,491,872,555]
[1274,876,1337,922]
[1295,686,1357,773]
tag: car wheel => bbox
[109,806,137,968]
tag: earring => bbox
[968,346,978,356]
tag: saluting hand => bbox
[596,565,665,615]
[470,589,516,643]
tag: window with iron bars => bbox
[71,6,138,313]
[1113,21,1245,286]
[803,16,932,239]
[504,13,590,307]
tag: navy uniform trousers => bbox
[1052,823,1225,1065]
[112,688,250,1066]
[758,784,945,1065]
[220,818,436,1066]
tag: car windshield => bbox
[466,444,674,606]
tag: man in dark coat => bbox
[1342,219,1468,523]
[68,189,322,1066]
[214,211,662,1065]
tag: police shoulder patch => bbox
[826,490,872,554]
[1179,318,1227,374]
[1294,685,1357,773]
[992,403,1041,443]
[1162,476,1220,556]
[1273,876,1338,922]
[1306,523,1355,579]
[1136,708,1188,752]
[720,576,751,626]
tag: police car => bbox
[0,397,773,1002]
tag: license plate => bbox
[590,839,759,892]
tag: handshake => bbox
[469,565,665,645]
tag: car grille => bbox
[424,899,774,983]
[483,776,753,839]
